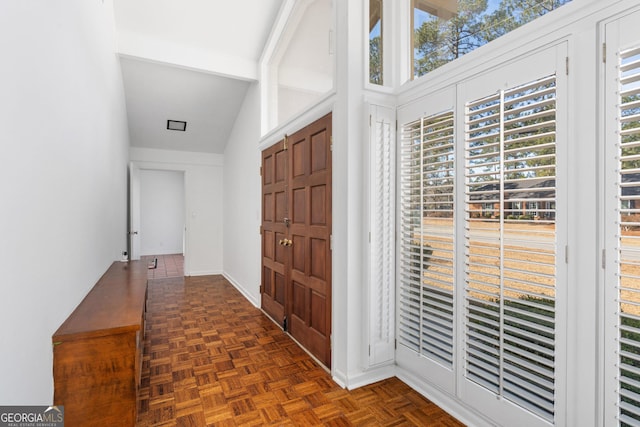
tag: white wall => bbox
[140,170,185,256]
[278,86,325,127]
[0,0,130,404]
[223,84,262,306]
[333,0,369,389]
[130,148,223,276]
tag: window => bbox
[482,202,495,218]
[509,201,523,217]
[465,75,558,422]
[616,44,640,427]
[369,0,383,85]
[412,0,572,79]
[260,0,334,133]
[604,10,640,425]
[397,41,565,426]
[399,110,456,368]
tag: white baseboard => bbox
[186,269,223,277]
[395,366,494,427]
[344,364,396,390]
[222,272,260,307]
[332,368,347,388]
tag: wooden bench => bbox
[52,260,148,426]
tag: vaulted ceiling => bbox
[113,0,284,153]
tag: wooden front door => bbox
[261,140,288,326]
[261,113,332,368]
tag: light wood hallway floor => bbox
[136,257,463,426]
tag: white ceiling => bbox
[120,57,250,154]
[113,0,284,154]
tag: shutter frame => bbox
[616,44,640,426]
[464,75,558,422]
[367,104,396,368]
[398,110,456,368]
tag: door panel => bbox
[311,185,327,225]
[260,113,332,368]
[261,141,288,325]
[292,235,305,272]
[292,188,306,222]
[287,113,332,368]
[310,238,326,280]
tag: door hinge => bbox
[330,235,333,251]
[565,245,569,264]
[330,135,333,151]
[369,114,372,127]
[260,166,262,176]
[603,43,606,63]
[602,249,606,269]
[368,345,371,357]
[566,57,569,75]
[283,134,288,151]
[259,225,263,235]
[394,339,397,350]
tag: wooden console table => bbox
[52,260,148,426]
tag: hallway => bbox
[136,274,463,426]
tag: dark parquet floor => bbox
[136,274,464,426]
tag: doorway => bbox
[261,113,332,367]
[129,166,187,275]
[139,169,185,257]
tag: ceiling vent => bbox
[167,120,187,131]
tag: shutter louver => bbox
[617,45,640,427]
[369,107,395,366]
[465,75,557,422]
[399,111,455,368]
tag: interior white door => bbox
[129,162,141,261]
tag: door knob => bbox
[278,238,292,246]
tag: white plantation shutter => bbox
[617,45,640,427]
[464,75,557,422]
[368,104,395,367]
[399,110,455,368]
